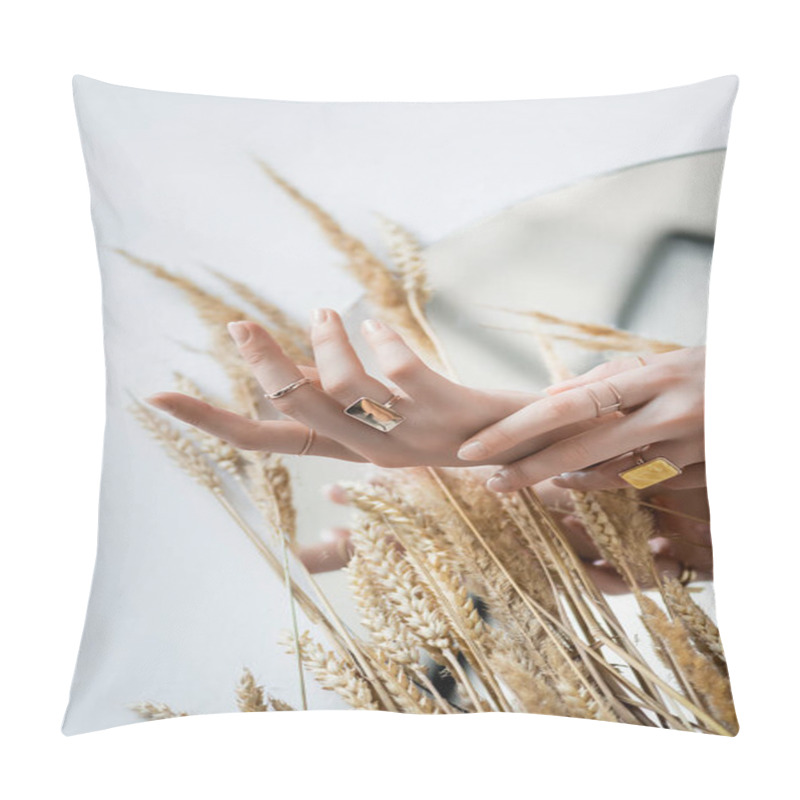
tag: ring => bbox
[636,356,647,367]
[343,393,405,432]
[265,376,313,400]
[677,563,698,586]
[618,451,683,489]
[586,380,624,417]
[297,427,316,456]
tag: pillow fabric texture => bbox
[66,76,738,735]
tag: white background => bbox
[0,1,795,797]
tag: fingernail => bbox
[146,394,171,411]
[559,471,588,482]
[362,318,383,334]
[458,441,487,461]
[486,470,511,492]
[312,308,329,324]
[227,321,251,345]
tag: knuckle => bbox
[242,347,269,367]
[230,434,257,450]
[383,356,418,383]
[656,361,685,383]
[370,451,403,469]
[484,426,515,453]
[549,392,578,417]
[311,327,340,348]
[673,398,704,428]
[323,376,354,397]
[271,393,303,417]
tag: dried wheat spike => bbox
[267,695,295,712]
[570,490,654,587]
[378,215,431,305]
[236,668,268,712]
[243,451,298,541]
[501,307,682,354]
[255,162,406,309]
[369,650,438,714]
[283,631,381,711]
[130,400,221,492]
[130,702,189,721]
[639,595,737,734]
[661,576,726,668]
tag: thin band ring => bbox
[383,394,401,410]
[265,376,313,400]
[297,427,316,456]
[586,380,624,417]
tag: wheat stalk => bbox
[123,180,736,734]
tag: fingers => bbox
[227,320,380,450]
[360,318,454,401]
[546,355,648,395]
[485,413,656,492]
[458,366,666,462]
[146,392,365,461]
[551,439,705,492]
[228,320,310,398]
[310,308,397,406]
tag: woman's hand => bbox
[458,347,706,493]
[147,309,590,468]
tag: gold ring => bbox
[343,393,405,432]
[266,377,312,400]
[618,454,683,489]
[297,427,315,456]
[677,564,698,586]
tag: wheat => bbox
[130,399,221,492]
[236,668,268,712]
[267,696,295,712]
[130,702,189,720]
[256,162,405,308]
[243,451,298,542]
[569,490,655,588]
[500,307,682,354]
[639,595,737,733]
[378,215,431,306]
[124,185,736,733]
[661,576,726,668]
[283,631,381,711]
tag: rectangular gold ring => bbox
[618,457,683,490]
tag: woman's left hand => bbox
[458,347,707,493]
[147,310,591,468]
